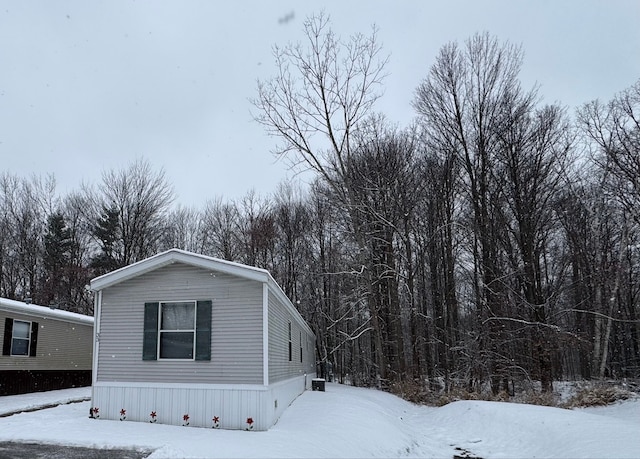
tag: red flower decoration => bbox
[183,414,190,422]
[213,416,220,423]
[246,417,254,425]
[92,407,99,414]
[120,409,126,416]
[150,411,157,418]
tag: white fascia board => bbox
[90,248,270,291]
[170,250,269,283]
[90,251,173,291]
[91,290,101,403]
[0,297,94,326]
[262,283,269,386]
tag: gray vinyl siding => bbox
[268,291,315,383]
[97,262,263,384]
[0,309,93,371]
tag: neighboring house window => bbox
[288,321,292,362]
[142,300,212,361]
[300,331,303,363]
[2,318,38,357]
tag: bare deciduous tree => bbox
[92,158,174,266]
[414,32,571,392]
[253,13,397,384]
[200,197,241,261]
[253,12,388,198]
[161,205,204,254]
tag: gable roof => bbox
[0,297,94,326]
[90,249,313,335]
[91,249,272,291]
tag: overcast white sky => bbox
[1,1,638,207]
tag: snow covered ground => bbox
[0,383,638,458]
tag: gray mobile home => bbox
[0,297,93,395]
[90,249,316,430]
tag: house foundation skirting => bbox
[91,373,315,431]
[0,370,91,396]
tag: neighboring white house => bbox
[89,249,316,431]
[0,297,93,395]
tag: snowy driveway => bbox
[0,441,151,459]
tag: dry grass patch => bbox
[562,384,634,408]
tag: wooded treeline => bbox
[1,17,639,395]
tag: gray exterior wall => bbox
[0,308,93,371]
[97,262,263,384]
[268,290,316,384]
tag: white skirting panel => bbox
[267,372,315,424]
[91,374,315,431]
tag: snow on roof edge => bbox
[0,297,94,325]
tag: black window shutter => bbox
[30,321,38,357]
[143,302,159,360]
[195,300,212,361]
[2,318,13,356]
[288,322,292,361]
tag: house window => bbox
[2,318,38,357]
[11,320,31,356]
[143,300,212,361]
[159,301,196,359]
[300,331,303,363]
[288,321,292,362]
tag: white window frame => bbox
[11,319,31,357]
[158,300,196,361]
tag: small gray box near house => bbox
[312,378,325,391]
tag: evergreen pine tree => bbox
[42,212,72,306]
[90,205,121,275]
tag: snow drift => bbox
[0,383,638,458]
